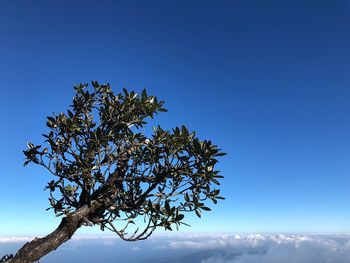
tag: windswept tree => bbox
[9,82,225,263]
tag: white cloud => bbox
[191,234,350,263]
[0,236,33,243]
[2,233,350,263]
[144,233,350,263]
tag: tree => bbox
[9,82,225,263]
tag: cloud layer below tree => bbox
[1,233,349,263]
[169,234,350,263]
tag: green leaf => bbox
[193,195,198,204]
[211,178,220,185]
[27,142,34,149]
[123,88,129,96]
[47,116,56,123]
[165,200,171,213]
[184,193,190,202]
[193,139,201,150]
[67,110,74,118]
[142,89,147,98]
[175,214,185,221]
[214,152,227,156]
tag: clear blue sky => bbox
[0,0,349,235]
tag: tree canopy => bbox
[23,82,225,240]
[12,81,225,263]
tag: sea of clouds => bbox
[1,233,349,263]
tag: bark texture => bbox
[9,200,106,263]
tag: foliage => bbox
[23,82,225,240]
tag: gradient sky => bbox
[0,0,349,235]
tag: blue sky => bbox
[0,0,349,235]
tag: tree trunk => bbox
[9,201,104,263]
